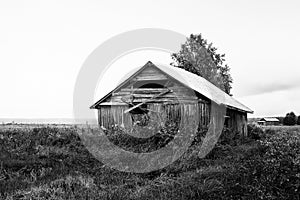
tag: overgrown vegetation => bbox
[105,120,180,153]
[0,124,299,199]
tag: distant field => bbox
[260,125,300,130]
[0,124,299,199]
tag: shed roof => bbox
[259,117,280,122]
[91,61,253,113]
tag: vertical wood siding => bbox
[226,109,248,136]
[97,101,210,131]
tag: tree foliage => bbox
[283,112,297,126]
[171,34,233,95]
[297,115,300,125]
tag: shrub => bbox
[218,127,237,145]
[247,124,264,140]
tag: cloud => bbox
[238,87,300,117]
[238,79,300,97]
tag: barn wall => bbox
[98,105,132,129]
[108,65,198,103]
[131,65,168,81]
[98,102,248,136]
[98,102,247,136]
[97,101,210,130]
[198,101,210,129]
[265,121,279,126]
[226,109,248,136]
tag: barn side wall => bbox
[198,101,210,130]
[265,121,279,126]
[98,104,247,136]
[226,109,248,136]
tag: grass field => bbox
[0,124,299,199]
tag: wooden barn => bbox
[257,117,280,126]
[90,61,253,136]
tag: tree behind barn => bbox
[171,34,233,95]
[283,112,297,126]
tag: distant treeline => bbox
[249,112,300,126]
[281,112,300,126]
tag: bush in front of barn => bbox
[247,124,265,140]
[104,119,180,153]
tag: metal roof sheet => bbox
[156,64,253,113]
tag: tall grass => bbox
[0,124,299,199]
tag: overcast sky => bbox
[1,0,300,119]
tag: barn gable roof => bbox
[90,61,253,113]
[259,117,279,122]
